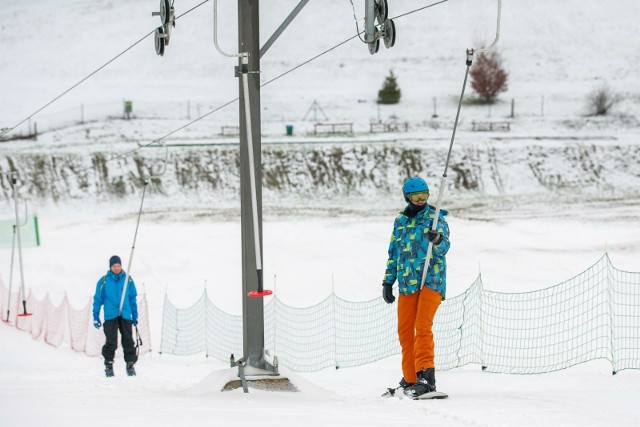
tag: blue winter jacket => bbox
[383,205,451,300]
[92,269,138,322]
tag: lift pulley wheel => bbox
[374,0,388,24]
[383,18,396,48]
[154,26,166,56]
[368,38,380,55]
[159,0,171,26]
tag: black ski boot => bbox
[405,368,436,398]
[126,362,136,377]
[382,377,415,397]
[105,361,115,378]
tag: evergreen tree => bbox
[378,70,401,104]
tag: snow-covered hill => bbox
[2,0,639,132]
[2,2,640,426]
[2,0,640,209]
[3,135,640,209]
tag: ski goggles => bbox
[408,191,429,203]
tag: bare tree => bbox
[587,84,621,116]
[470,51,508,103]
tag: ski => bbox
[382,386,449,400]
[412,391,449,400]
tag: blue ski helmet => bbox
[402,176,429,202]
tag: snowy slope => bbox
[2,0,639,131]
[1,1,640,426]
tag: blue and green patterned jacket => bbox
[383,205,450,300]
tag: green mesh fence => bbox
[611,265,640,372]
[159,254,640,373]
[0,216,40,247]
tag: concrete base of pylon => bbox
[222,375,298,392]
[185,366,328,396]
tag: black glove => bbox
[427,229,442,244]
[382,283,395,304]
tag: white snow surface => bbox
[2,0,640,426]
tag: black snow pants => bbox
[102,317,138,364]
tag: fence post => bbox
[478,276,487,371]
[203,283,209,358]
[605,254,617,374]
[332,273,338,369]
[272,274,277,358]
[34,215,40,246]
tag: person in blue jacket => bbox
[93,255,138,377]
[382,176,450,398]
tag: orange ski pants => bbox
[397,288,442,383]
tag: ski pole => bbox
[134,323,143,357]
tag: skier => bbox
[381,176,450,398]
[93,255,139,377]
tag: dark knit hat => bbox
[109,255,122,267]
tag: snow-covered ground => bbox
[2,0,640,426]
[1,202,639,427]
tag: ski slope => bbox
[1,1,640,426]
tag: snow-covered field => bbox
[1,192,639,427]
[2,0,640,426]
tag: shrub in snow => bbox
[470,51,509,104]
[587,84,621,116]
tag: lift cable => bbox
[0,0,211,140]
[0,0,454,202]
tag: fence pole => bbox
[34,215,40,246]
[204,282,209,358]
[605,254,617,374]
[479,276,487,371]
[332,273,338,369]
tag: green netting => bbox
[0,216,40,247]
[159,254,640,373]
[611,265,640,372]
